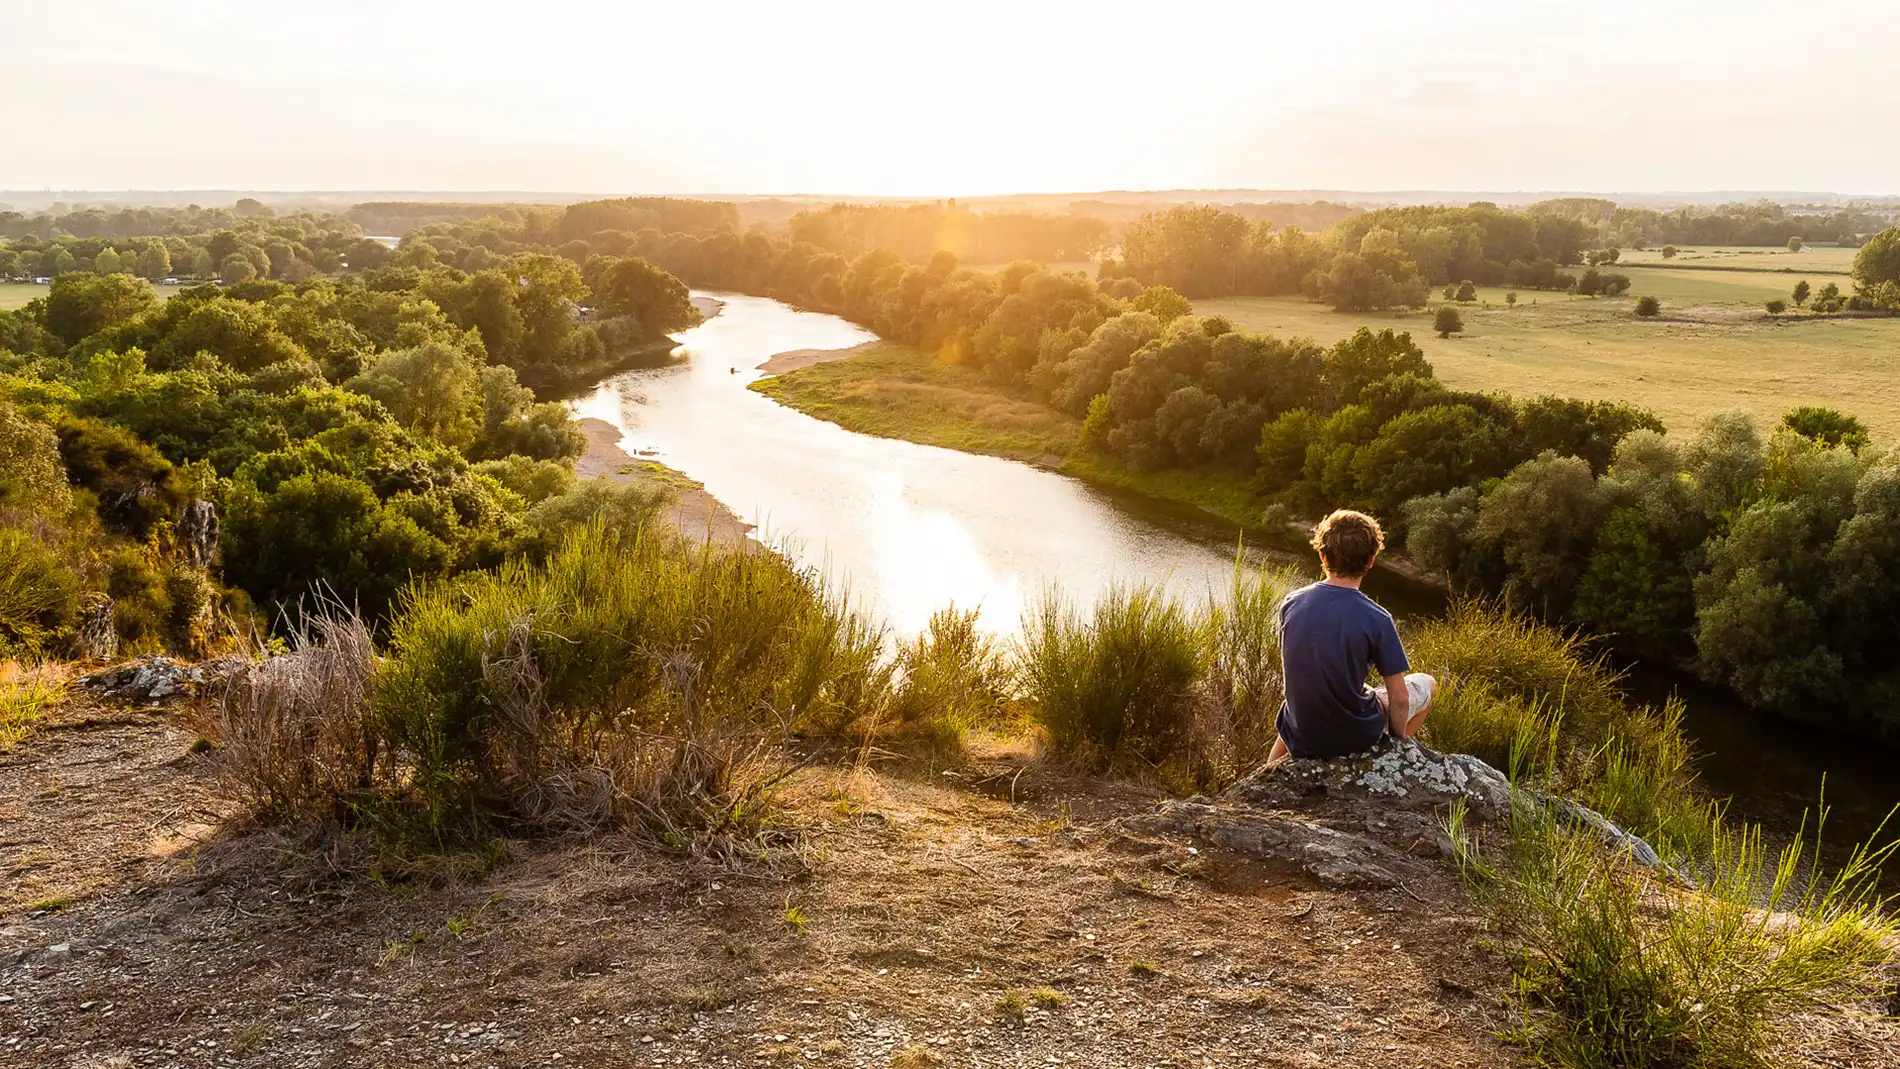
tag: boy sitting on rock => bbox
[1268,509,1435,764]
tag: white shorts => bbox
[1373,673,1436,719]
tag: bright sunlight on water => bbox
[572,293,1248,637]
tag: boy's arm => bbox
[1382,671,1411,736]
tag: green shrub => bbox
[1634,295,1661,318]
[1453,801,1896,1069]
[891,606,1014,752]
[0,528,81,657]
[1019,583,1202,768]
[373,521,889,834]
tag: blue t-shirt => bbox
[1276,582,1410,758]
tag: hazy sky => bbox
[5,0,1898,196]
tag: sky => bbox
[4,0,1898,197]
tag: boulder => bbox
[1126,737,1680,889]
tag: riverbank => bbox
[575,417,752,545]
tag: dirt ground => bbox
[2,696,1522,1069]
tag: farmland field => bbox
[1197,286,1900,439]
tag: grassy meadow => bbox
[1198,265,1900,439]
[750,342,1080,462]
[1,280,188,311]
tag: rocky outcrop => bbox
[1128,737,1677,890]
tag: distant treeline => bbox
[787,203,1113,264]
[0,206,384,285]
[1527,197,1881,248]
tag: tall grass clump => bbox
[1195,564,1300,781]
[0,663,67,748]
[1409,600,1628,757]
[1019,583,1202,770]
[372,520,889,839]
[1453,801,1897,1069]
[890,606,1014,753]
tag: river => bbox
[575,292,1895,863]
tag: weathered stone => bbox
[1135,801,1419,888]
[1224,737,1514,821]
[175,500,220,567]
[81,655,238,703]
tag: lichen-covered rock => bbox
[1224,737,1514,821]
[81,655,236,703]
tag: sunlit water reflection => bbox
[573,293,1254,638]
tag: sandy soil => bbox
[758,342,877,376]
[574,418,751,546]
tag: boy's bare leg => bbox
[1375,673,1437,739]
[1267,734,1290,766]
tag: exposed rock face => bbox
[81,656,237,703]
[1128,737,1674,889]
[175,500,220,567]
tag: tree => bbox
[592,256,699,334]
[1661,246,1678,259]
[137,243,171,280]
[220,253,257,285]
[92,247,123,275]
[189,247,215,279]
[1433,306,1463,338]
[42,272,160,345]
[1782,406,1870,452]
[1812,282,1844,313]
[1477,452,1609,617]
[1792,280,1811,307]
[1600,273,1631,297]
[1765,299,1787,315]
[1131,285,1192,324]
[1577,268,1603,296]
[1634,295,1661,317]
[1452,280,1476,303]
[1852,226,1900,290]
[1787,236,1804,252]
[1505,291,1518,308]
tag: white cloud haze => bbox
[3,0,1896,195]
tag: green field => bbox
[1,280,189,312]
[1617,244,1858,273]
[1199,278,1900,440]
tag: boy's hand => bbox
[1382,672,1411,737]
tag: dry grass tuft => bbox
[207,602,378,821]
